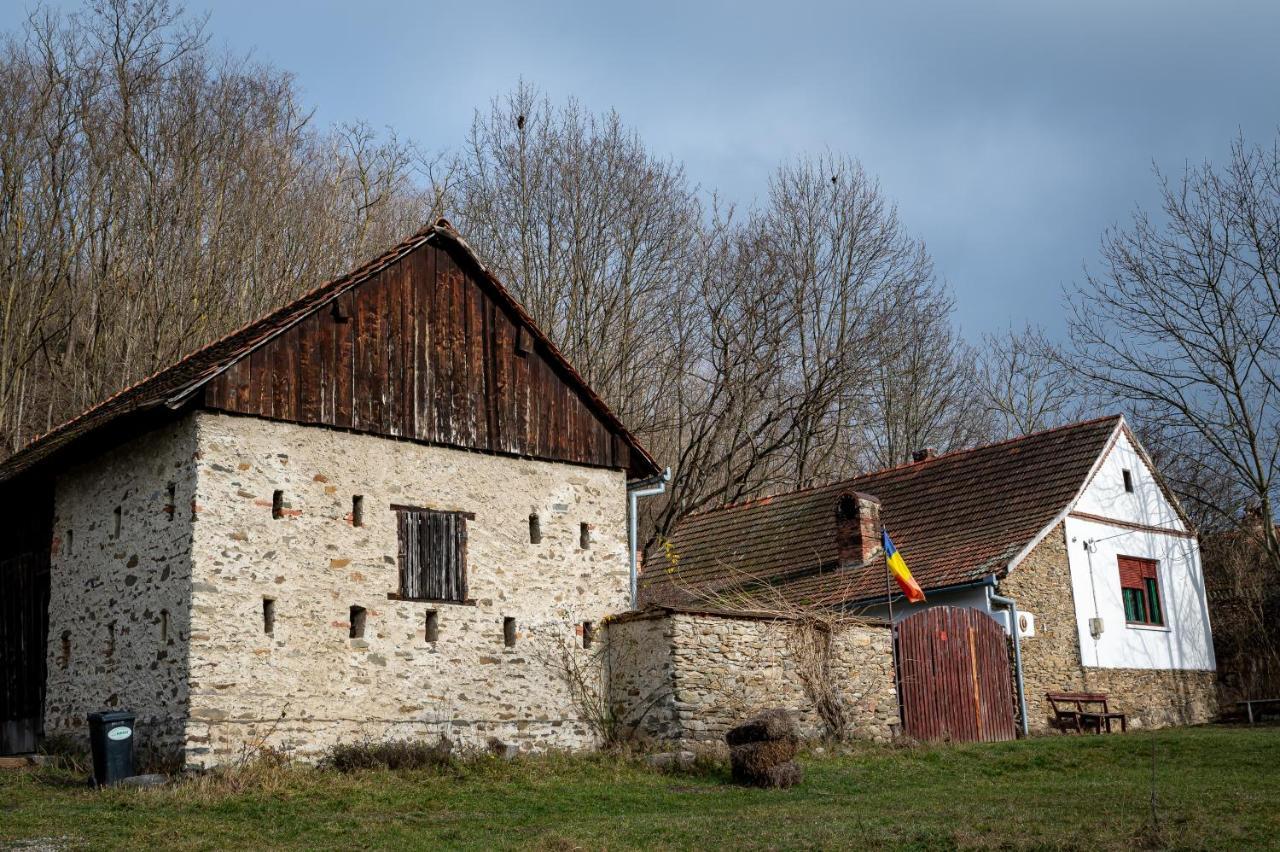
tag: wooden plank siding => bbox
[203,241,633,473]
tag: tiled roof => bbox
[0,220,658,483]
[641,415,1123,609]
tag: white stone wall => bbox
[44,417,199,760]
[186,412,629,764]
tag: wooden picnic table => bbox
[1239,698,1280,724]
[1046,692,1128,734]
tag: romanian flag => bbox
[882,528,926,603]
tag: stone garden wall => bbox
[608,609,899,745]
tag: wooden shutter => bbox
[1117,555,1157,589]
[397,508,468,602]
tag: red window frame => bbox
[1117,555,1163,626]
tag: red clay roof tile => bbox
[641,415,1122,608]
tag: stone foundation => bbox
[608,608,898,745]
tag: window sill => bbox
[386,593,476,606]
[1125,622,1171,633]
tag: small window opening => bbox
[160,609,170,642]
[331,300,350,323]
[59,631,71,668]
[352,495,364,527]
[580,522,591,549]
[349,605,367,639]
[113,505,122,538]
[425,610,439,643]
[272,490,284,519]
[582,620,594,649]
[106,621,117,658]
[529,513,541,544]
[65,529,73,556]
[166,482,177,521]
[503,616,516,647]
[1122,469,1134,493]
[263,598,276,635]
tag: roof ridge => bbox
[679,414,1123,522]
[857,413,1124,479]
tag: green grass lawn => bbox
[1,725,1277,851]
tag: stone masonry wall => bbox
[45,418,198,761]
[609,610,898,745]
[1000,524,1217,730]
[187,412,629,765]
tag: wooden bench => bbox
[1238,698,1280,724]
[1046,692,1128,734]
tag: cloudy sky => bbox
[6,0,1278,336]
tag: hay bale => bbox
[725,709,799,746]
[729,739,799,776]
[761,761,803,789]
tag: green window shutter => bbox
[1145,579,1163,626]
[1123,587,1147,623]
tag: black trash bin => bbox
[87,710,135,786]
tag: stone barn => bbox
[0,220,662,764]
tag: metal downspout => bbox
[988,583,1030,738]
[627,468,670,610]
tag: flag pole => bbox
[883,524,895,625]
[883,524,902,739]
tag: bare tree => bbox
[1066,135,1280,568]
[859,296,989,469]
[452,82,700,433]
[0,0,438,454]
[973,324,1086,441]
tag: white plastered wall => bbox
[1063,430,1215,671]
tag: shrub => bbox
[323,737,454,773]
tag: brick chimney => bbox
[835,492,882,565]
[912,447,936,463]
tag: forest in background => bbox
[2,0,1277,650]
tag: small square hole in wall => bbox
[425,610,439,643]
[113,506,122,538]
[529,513,541,544]
[263,598,276,635]
[582,621,594,649]
[166,482,177,521]
[503,617,516,648]
[272,490,284,519]
[579,522,591,549]
[1122,469,1134,493]
[352,495,365,527]
[350,605,367,639]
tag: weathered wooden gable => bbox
[202,239,633,473]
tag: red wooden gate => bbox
[894,606,1016,742]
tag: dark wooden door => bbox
[1,552,50,754]
[894,606,1016,742]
